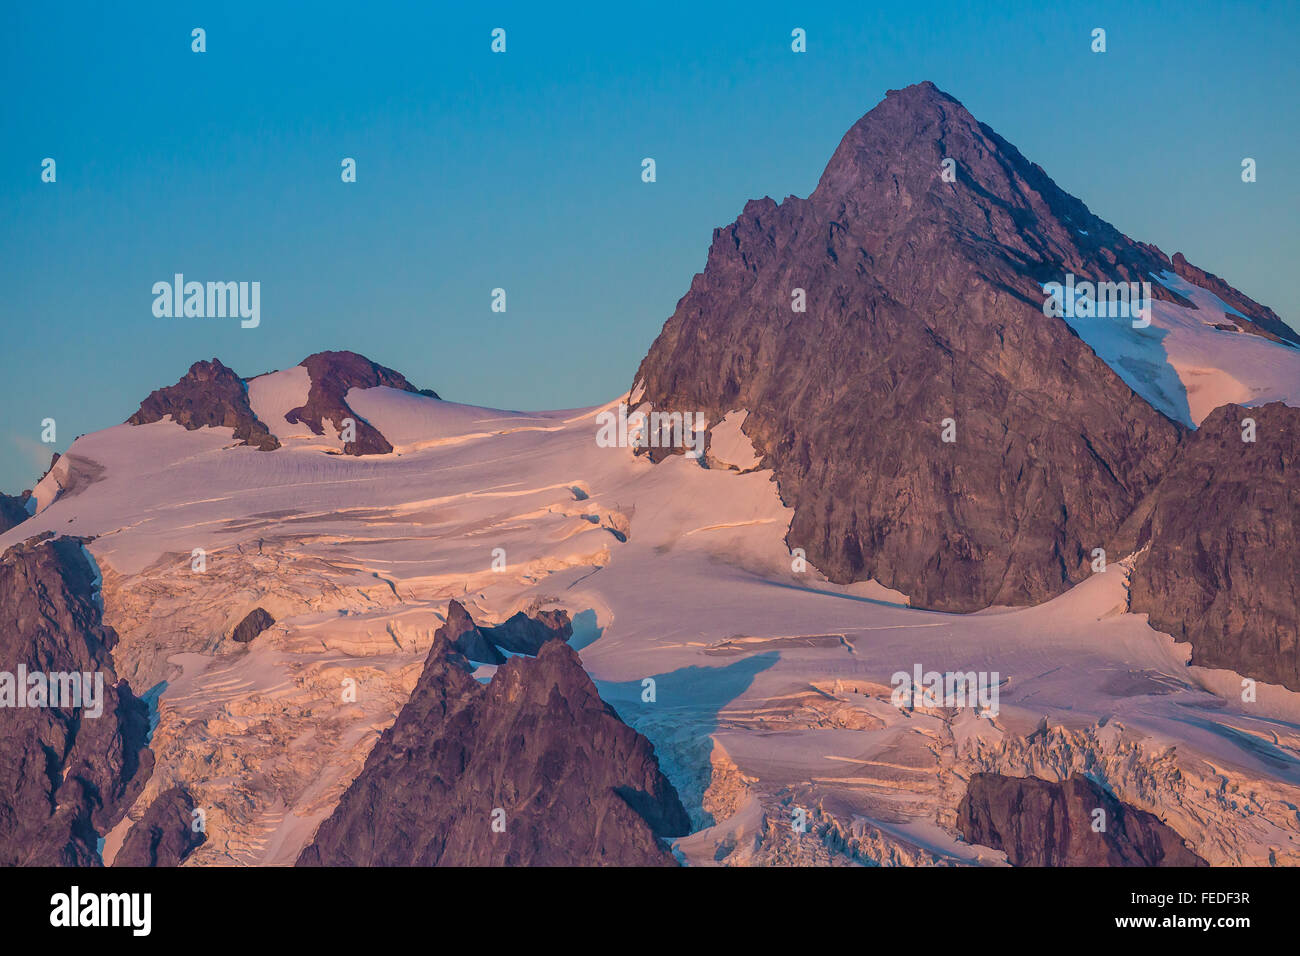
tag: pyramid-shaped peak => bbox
[850,81,979,136]
[814,82,991,201]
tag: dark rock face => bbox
[958,772,1205,866]
[487,608,574,655]
[128,358,280,450]
[113,787,205,867]
[1130,403,1300,690]
[230,607,275,644]
[0,492,30,534]
[40,452,60,483]
[433,599,572,664]
[434,599,504,664]
[297,633,690,866]
[634,81,1186,612]
[285,350,440,456]
[0,536,153,866]
[1170,252,1300,346]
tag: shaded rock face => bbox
[433,599,572,664]
[1130,402,1300,690]
[113,787,205,867]
[0,536,153,866]
[634,81,1186,612]
[128,358,280,450]
[230,607,275,644]
[285,350,440,456]
[297,634,690,866]
[435,599,504,664]
[1170,252,1299,346]
[488,608,574,655]
[958,773,1205,866]
[40,452,60,483]
[0,492,30,535]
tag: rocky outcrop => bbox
[230,607,275,644]
[285,350,440,456]
[434,599,504,664]
[0,492,30,534]
[634,81,1186,612]
[0,535,153,866]
[957,772,1205,866]
[128,358,280,450]
[113,787,205,867]
[433,599,572,664]
[297,635,690,866]
[1169,252,1300,346]
[1130,402,1300,690]
[488,608,572,654]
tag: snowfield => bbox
[5,371,1300,866]
[1056,270,1300,427]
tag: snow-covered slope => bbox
[5,379,1300,867]
[1058,270,1300,426]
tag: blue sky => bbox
[2,0,1297,491]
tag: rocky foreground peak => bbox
[298,605,688,866]
[433,597,573,665]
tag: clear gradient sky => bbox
[2,0,1297,492]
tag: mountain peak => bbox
[814,81,980,198]
[808,82,1182,307]
[884,79,960,104]
[636,83,1195,611]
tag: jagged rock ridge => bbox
[1169,252,1299,345]
[433,598,573,665]
[297,619,689,866]
[0,535,153,866]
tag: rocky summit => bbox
[636,81,1195,612]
